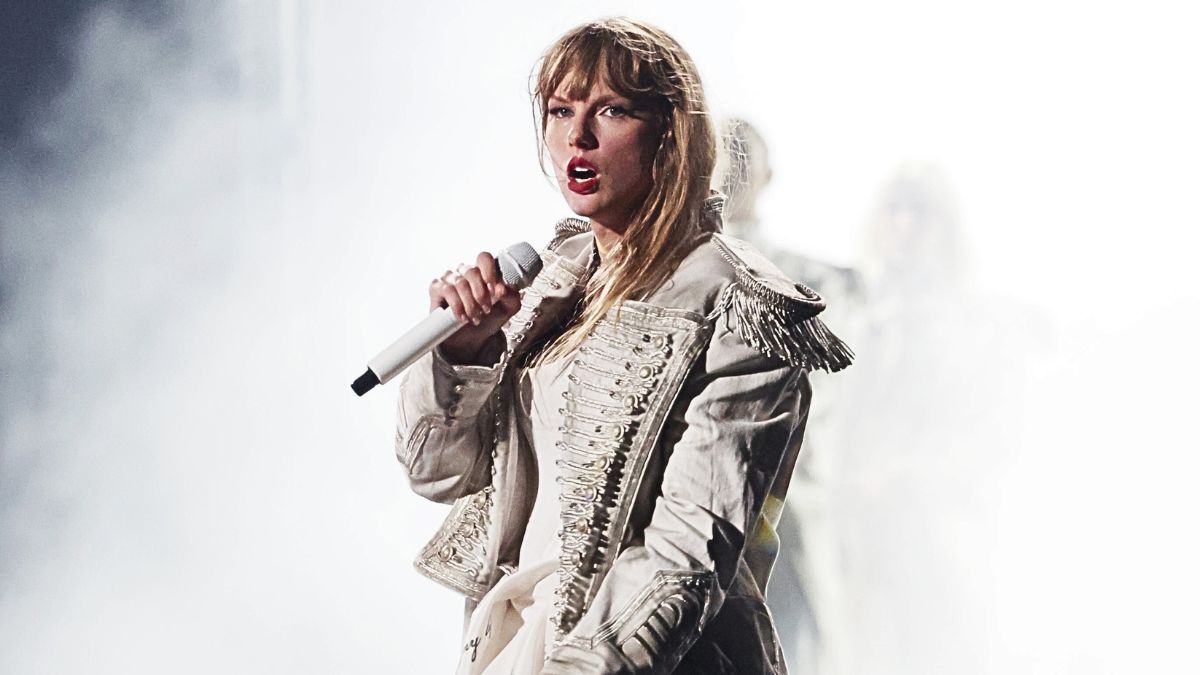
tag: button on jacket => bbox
[396,207,852,674]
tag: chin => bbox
[561,190,600,219]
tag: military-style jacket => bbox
[395,207,852,674]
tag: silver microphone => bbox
[351,242,543,397]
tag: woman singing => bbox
[395,18,852,674]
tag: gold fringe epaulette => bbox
[710,235,855,373]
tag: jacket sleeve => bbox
[544,321,812,674]
[395,338,504,504]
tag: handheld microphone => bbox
[351,242,543,397]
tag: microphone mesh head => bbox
[498,242,543,288]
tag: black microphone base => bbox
[351,369,380,397]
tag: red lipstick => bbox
[566,156,600,195]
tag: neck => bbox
[590,219,626,259]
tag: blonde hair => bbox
[530,18,716,363]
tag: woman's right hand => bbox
[429,251,524,365]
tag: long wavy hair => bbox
[530,18,716,363]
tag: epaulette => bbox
[709,234,854,373]
[548,218,591,250]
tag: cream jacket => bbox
[395,209,852,674]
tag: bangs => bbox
[537,26,664,112]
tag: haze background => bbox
[1,1,1197,673]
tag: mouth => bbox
[566,157,599,195]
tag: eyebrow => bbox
[547,94,635,107]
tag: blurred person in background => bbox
[714,118,865,675]
[832,164,1042,675]
[391,19,852,674]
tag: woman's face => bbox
[544,79,662,233]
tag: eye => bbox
[547,106,572,119]
[600,105,631,118]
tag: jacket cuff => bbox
[552,570,716,674]
[430,344,503,420]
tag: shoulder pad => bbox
[710,234,854,372]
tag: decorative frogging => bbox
[551,318,674,636]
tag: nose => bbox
[568,119,597,150]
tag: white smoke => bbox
[0,3,463,672]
